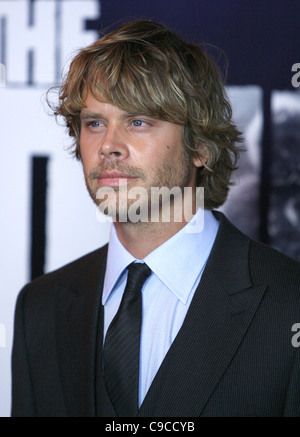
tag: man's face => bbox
[80,93,200,222]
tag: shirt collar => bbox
[102,209,219,305]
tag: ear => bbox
[192,144,209,168]
[192,155,205,168]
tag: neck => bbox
[113,192,200,258]
[114,219,188,259]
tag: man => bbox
[12,20,300,417]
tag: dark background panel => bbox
[88,0,300,90]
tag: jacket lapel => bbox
[55,247,107,417]
[139,213,267,417]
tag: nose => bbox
[98,124,129,161]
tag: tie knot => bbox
[126,262,151,295]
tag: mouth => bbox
[96,171,138,187]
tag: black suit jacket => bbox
[11,212,300,416]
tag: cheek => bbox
[80,135,96,164]
[155,144,183,173]
[162,140,185,166]
[80,149,96,180]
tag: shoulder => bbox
[249,238,300,288]
[213,210,300,290]
[16,244,108,308]
[30,244,107,287]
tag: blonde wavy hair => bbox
[51,19,243,209]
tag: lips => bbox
[97,171,137,187]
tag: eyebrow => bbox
[80,112,104,120]
[79,111,158,121]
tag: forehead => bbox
[80,82,156,118]
[79,59,186,125]
[80,93,123,116]
[80,92,179,126]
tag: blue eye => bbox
[132,119,145,127]
[88,120,101,127]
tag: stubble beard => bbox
[85,147,193,225]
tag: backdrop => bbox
[0,0,299,417]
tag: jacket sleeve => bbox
[11,286,37,417]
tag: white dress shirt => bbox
[102,208,219,406]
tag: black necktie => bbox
[103,262,151,416]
